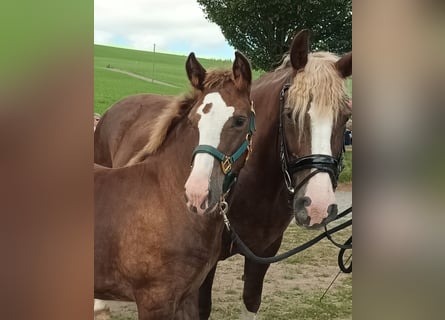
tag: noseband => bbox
[191,103,256,193]
[279,84,343,194]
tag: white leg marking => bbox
[240,303,257,320]
[94,299,109,312]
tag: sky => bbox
[94,0,235,60]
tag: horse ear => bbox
[290,29,310,71]
[335,52,352,78]
[186,52,206,90]
[233,51,252,91]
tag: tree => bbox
[197,0,352,71]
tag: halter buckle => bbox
[284,170,295,194]
[221,156,232,174]
[245,133,253,161]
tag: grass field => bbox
[95,44,351,114]
[339,148,352,184]
[94,45,264,114]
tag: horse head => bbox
[184,52,255,215]
[281,30,352,228]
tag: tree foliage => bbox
[197,0,352,71]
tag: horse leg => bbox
[198,264,217,320]
[174,290,199,320]
[198,264,218,320]
[134,290,176,320]
[241,235,283,319]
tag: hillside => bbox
[94,44,263,114]
[94,44,351,114]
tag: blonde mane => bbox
[126,69,234,166]
[284,52,349,136]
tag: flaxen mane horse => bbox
[94,52,254,319]
[94,30,352,319]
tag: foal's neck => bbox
[154,117,197,185]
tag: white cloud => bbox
[94,0,235,59]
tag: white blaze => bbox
[193,92,234,178]
[308,105,333,155]
[305,104,336,226]
[184,92,234,213]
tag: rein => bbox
[191,103,256,193]
[222,205,352,270]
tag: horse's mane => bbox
[126,69,234,166]
[279,52,349,136]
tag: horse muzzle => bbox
[294,197,338,228]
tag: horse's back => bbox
[94,93,173,167]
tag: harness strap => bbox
[287,154,341,189]
[193,145,227,162]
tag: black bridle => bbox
[278,84,344,194]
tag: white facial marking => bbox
[192,92,235,179]
[184,92,234,214]
[308,104,333,155]
[306,104,336,226]
[240,303,257,320]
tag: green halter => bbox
[191,105,256,193]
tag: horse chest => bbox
[116,212,223,280]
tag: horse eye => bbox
[233,117,246,127]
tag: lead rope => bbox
[320,253,352,302]
[220,208,352,264]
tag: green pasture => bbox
[94,44,263,114]
[339,149,352,184]
[95,44,352,113]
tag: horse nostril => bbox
[207,190,212,204]
[327,204,338,217]
[190,205,197,213]
[295,208,309,225]
[302,197,312,207]
[200,199,207,210]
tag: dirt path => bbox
[100,67,179,88]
